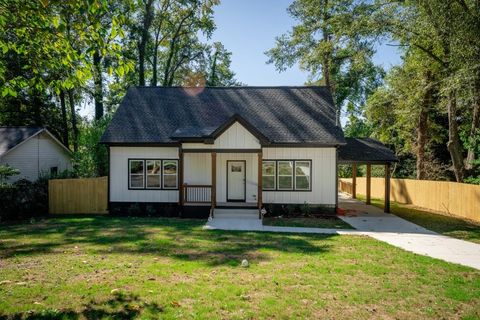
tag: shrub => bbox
[0,178,48,221]
[300,202,311,216]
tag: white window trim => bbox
[262,160,276,190]
[294,161,311,191]
[146,160,162,189]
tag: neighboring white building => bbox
[0,127,72,182]
[100,86,396,219]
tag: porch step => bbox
[213,208,260,219]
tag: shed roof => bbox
[338,138,398,164]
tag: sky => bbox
[209,0,403,86]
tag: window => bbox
[295,161,311,190]
[262,160,312,191]
[129,160,144,189]
[262,161,276,190]
[278,161,294,190]
[162,160,178,189]
[146,160,161,188]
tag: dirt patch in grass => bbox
[263,216,354,229]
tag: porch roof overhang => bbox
[338,138,398,165]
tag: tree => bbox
[266,0,384,124]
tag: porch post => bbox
[352,163,357,199]
[211,152,216,208]
[257,151,263,210]
[366,164,371,205]
[179,148,184,206]
[384,163,391,213]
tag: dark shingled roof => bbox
[100,86,346,146]
[0,126,44,156]
[338,138,398,163]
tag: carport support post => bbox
[352,163,357,199]
[257,151,263,218]
[384,163,391,213]
[366,164,371,205]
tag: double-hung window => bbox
[262,161,276,190]
[146,160,161,188]
[129,160,145,189]
[162,160,178,189]
[277,161,294,190]
[262,160,311,191]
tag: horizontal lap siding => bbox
[262,147,336,205]
[110,147,179,203]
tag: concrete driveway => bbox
[338,193,480,270]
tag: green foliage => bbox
[0,165,20,185]
[0,178,48,221]
[300,202,311,216]
[266,0,385,121]
[72,116,111,177]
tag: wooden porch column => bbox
[384,163,391,213]
[366,164,371,205]
[352,163,357,199]
[179,149,184,206]
[257,151,263,209]
[211,152,216,208]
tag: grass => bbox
[263,216,354,229]
[357,195,480,244]
[0,216,479,319]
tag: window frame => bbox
[261,160,276,190]
[162,160,178,189]
[262,159,312,192]
[277,160,294,191]
[127,158,179,191]
[146,159,162,189]
[128,159,145,189]
[294,160,311,191]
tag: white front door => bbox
[227,161,246,201]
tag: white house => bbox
[100,86,397,219]
[0,127,72,182]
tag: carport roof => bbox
[338,138,398,164]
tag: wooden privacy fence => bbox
[339,178,480,222]
[49,177,108,214]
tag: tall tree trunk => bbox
[446,90,465,181]
[416,72,433,180]
[138,0,154,86]
[93,50,104,120]
[465,76,480,170]
[67,90,78,152]
[207,48,219,86]
[59,90,69,148]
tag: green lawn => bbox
[1,216,479,319]
[263,216,354,229]
[357,195,480,244]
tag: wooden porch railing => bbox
[182,184,212,204]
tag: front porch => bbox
[179,149,263,219]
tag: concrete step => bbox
[213,208,259,219]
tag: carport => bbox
[338,138,398,213]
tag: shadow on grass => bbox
[0,292,163,320]
[0,216,335,265]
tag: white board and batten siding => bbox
[262,147,337,206]
[109,146,179,203]
[0,131,71,182]
[182,122,261,150]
